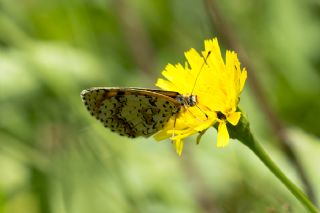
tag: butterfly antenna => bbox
[190,51,211,95]
[196,105,208,119]
[189,51,211,120]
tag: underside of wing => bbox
[81,88,181,138]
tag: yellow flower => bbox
[154,38,247,155]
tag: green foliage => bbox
[0,0,319,212]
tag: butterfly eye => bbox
[187,95,197,106]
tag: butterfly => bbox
[80,87,196,138]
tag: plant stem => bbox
[228,116,319,212]
[246,136,317,212]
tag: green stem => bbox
[246,135,317,212]
[227,115,319,212]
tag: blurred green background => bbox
[0,0,319,212]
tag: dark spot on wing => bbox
[117,91,125,96]
[149,98,157,106]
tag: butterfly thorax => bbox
[175,95,197,107]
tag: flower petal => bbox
[156,78,177,92]
[239,69,247,92]
[154,129,171,141]
[217,122,229,147]
[175,138,184,156]
[227,112,241,126]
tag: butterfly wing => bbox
[81,87,181,138]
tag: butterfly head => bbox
[176,94,197,107]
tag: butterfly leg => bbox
[170,112,178,140]
[183,105,208,122]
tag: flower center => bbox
[217,111,226,120]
